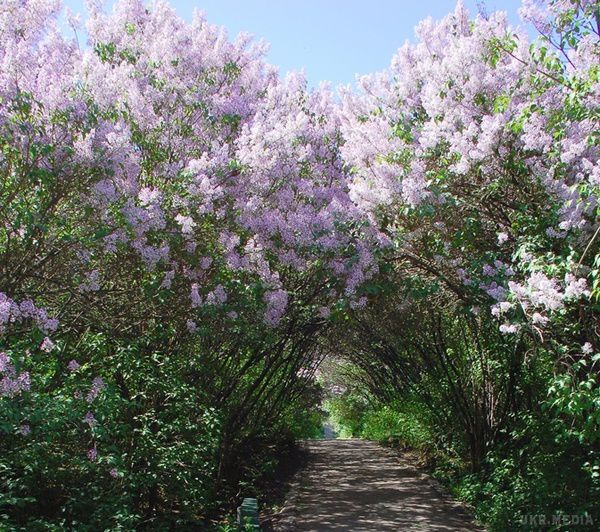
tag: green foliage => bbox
[285,406,326,440]
[360,404,432,450]
[0,331,222,530]
[455,409,600,531]
[325,393,369,438]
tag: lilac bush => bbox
[334,1,599,526]
[0,0,598,528]
[0,0,376,526]
[339,0,598,335]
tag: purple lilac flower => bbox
[190,283,202,308]
[0,352,9,373]
[40,337,55,352]
[17,372,30,392]
[86,377,105,403]
[84,411,96,426]
[263,289,288,326]
[318,307,331,318]
[200,256,213,270]
[206,284,227,305]
[0,354,30,398]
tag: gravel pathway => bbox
[273,439,483,531]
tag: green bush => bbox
[360,404,431,450]
[455,412,599,531]
[325,394,369,438]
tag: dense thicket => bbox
[325,1,600,529]
[0,1,365,527]
[0,0,598,530]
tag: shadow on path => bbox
[274,439,483,531]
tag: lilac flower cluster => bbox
[263,289,289,326]
[0,0,595,372]
[86,377,105,403]
[0,293,58,335]
[84,411,96,427]
[78,270,101,293]
[0,353,30,398]
[337,0,598,333]
[40,337,55,353]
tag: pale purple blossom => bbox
[519,0,552,34]
[84,411,96,426]
[482,264,496,277]
[190,283,202,308]
[206,284,227,305]
[525,273,564,312]
[175,213,196,234]
[43,318,59,332]
[160,270,175,289]
[0,293,58,334]
[1,353,30,398]
[40,337,55,352]
[564,274,590,300]
[0,352,9,373]
[93,179,117,202]
[138,187,161,206]
[499,323,521,334]
[78,270,101,293]
[318,307,331,318]
[17,373,30,392]
[87,377,105,403]
[264,289,288,326]
[532,312,549,326]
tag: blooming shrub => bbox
[0,0,598,528]
[329,1,599,528]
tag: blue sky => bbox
[62,0,527,87]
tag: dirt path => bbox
[273,439,483,531]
